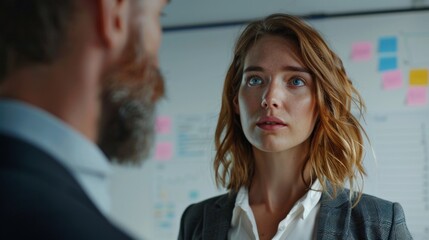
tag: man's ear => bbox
[96,0,129,53]
[233,95,240,115]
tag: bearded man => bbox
[0,0,168,239]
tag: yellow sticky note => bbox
[409,69,428,86]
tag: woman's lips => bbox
[256,116,287,130]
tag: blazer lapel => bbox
[316,186,352,240]
[198,184,354,240]
[202,193,237,240]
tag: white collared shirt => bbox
[228,180,322,240]
[0,100,112,217]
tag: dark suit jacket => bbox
[178,185,413,240]
[0,134,133,239]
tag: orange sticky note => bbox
[406,87,427,106]
[409,69,428,86]
[155,142,173,161]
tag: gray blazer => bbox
[178,187,412,240]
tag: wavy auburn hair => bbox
[214,13,367,202]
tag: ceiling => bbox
[161,0,429,28]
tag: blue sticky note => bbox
[378,37,397,53]
[188,190,199,200]
[378,57,397,71]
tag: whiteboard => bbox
[110,10,429,240]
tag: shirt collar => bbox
[0,100,111,212]
[0,100,110,175]
[231,186,250,227]
[233,179,322,220]
[298,180,322,219]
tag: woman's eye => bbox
[289,78,305,87]
[247,76,263,86]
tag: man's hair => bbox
[0,0,74,80]
[214,13,367,204]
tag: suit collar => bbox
[199,183,353,240]
[316,184,352,239]
[202,193,236,240]
[320,182,350,207]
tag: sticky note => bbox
[406,87,427,106]
[188,190,199,200]
[155,142,173,161]
[378,57,397,71]
[378,36,398,53]
[409,69,428,86]
[155,116,172,134]
[159,222,171,229]
[351,42,372,61]
[382,70,402,90]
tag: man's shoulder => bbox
[0,133,77,188]
[0,134,132,239]
[0,134,85,228]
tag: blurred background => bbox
[161,0,429,27]
[110,1,429,239]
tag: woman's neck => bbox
[248,146,313,212]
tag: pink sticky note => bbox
[155,116,172,134]
[406,87,428,106]
[382,70,402,90]
[155,142,173,161]
[351,42,373,61]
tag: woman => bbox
[178,14,412,240]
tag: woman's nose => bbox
[261,81,282,109]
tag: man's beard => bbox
[97,43,164,165]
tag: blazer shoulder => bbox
[358,193,410,222]
[181,193,231,220]
[357,192,394,208]
[353,193,397,220]
[178,193,234,240]
[350,193,412,239]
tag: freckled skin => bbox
[236,35,318,155]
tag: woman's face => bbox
[235,35,318,154]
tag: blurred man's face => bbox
[98,0,167,164]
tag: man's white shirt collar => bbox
[0,100,112,217]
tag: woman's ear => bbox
[233,95,240,115]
